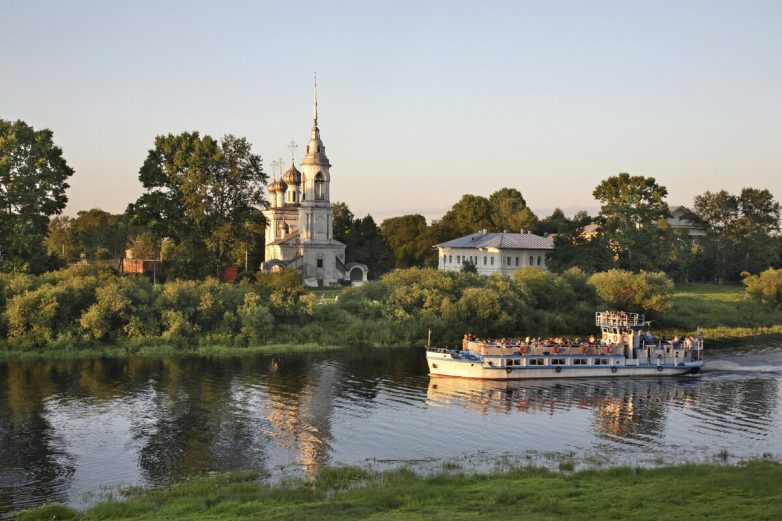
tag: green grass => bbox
[656,283,782,344]
[18,461,782,520]
[0,341,345,361]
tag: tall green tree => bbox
[47,216,79,263]
[547,211,613,273]
[0,119,74,273]
[437,194,493,237]
[692,188,780,281]
[593,173,672,271]
[127,132,267,278]
[380,214,434,268]
[488,187,538,232]
[537,208,571,235]
[331,202,394,277]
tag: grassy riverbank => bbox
[0,341,346,361]
[655,283,782,345]
[19,460,782,520]
[2,270,780,360]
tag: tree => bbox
[0,119,74,273]
[70,209,131,261]
[547,211,613,273]
[332,202,394,277]
[331,201,355,241]
[593,173,672,271]
[692,188,781,282]
[537,208,571,235]
[47,216,79,263]
[380,214,434,268]
[437,194,493,237]
[127,132,267,277]
[488,187,538,232]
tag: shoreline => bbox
[2,328,781,362]
[0,326,782,362]
[17,459,782,520]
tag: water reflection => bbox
[0,345,780,518]
[426,377,695,441]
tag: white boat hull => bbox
[427,353,702,380]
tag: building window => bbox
[490,256,494,266]
[456,255,461,264]
[315,172,324,200]
[515,256,519,266]
[506,257,511,266]
[316,258,323,268]
[537,256,541,266]
[529,256,533,265]
[443,255,447,265]
[483,256,487,265]
[448,255,452,264]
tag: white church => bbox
[261,86,368,287]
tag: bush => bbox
[743,268,782,307]
[238,292,274,340]
[587,269,673,313]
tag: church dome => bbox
[268,179,287,193]
[282,164,302,185]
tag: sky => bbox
[1,0,780,223]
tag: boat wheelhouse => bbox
[426,311,704,380]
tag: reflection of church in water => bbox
[262,84,368,287]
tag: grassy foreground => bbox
[19,461,782,521]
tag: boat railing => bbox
[595,311,645,328]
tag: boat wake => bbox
[705,360,782,374]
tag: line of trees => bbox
[2,118,780,286]
[0,264,679,351]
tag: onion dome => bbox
[282,164,302,186]
[267,178,287,193]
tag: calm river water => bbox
[2,342,782,517]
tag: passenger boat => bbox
[426,311,704,380]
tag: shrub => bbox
[238,292,274,340]
[743,268,782,307]
[587,269,673,313]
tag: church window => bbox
[317,258,324,268]
[315,172,325,200]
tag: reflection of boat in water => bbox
[426,311,704,380]
[426,376,703,439]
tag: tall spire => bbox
[312,73,318,128]
[302,76,330,166]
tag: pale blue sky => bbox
[2,0,780,222]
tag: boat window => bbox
[551,358,566,365]
[573,358,587,365]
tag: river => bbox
[1,342,781,517]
